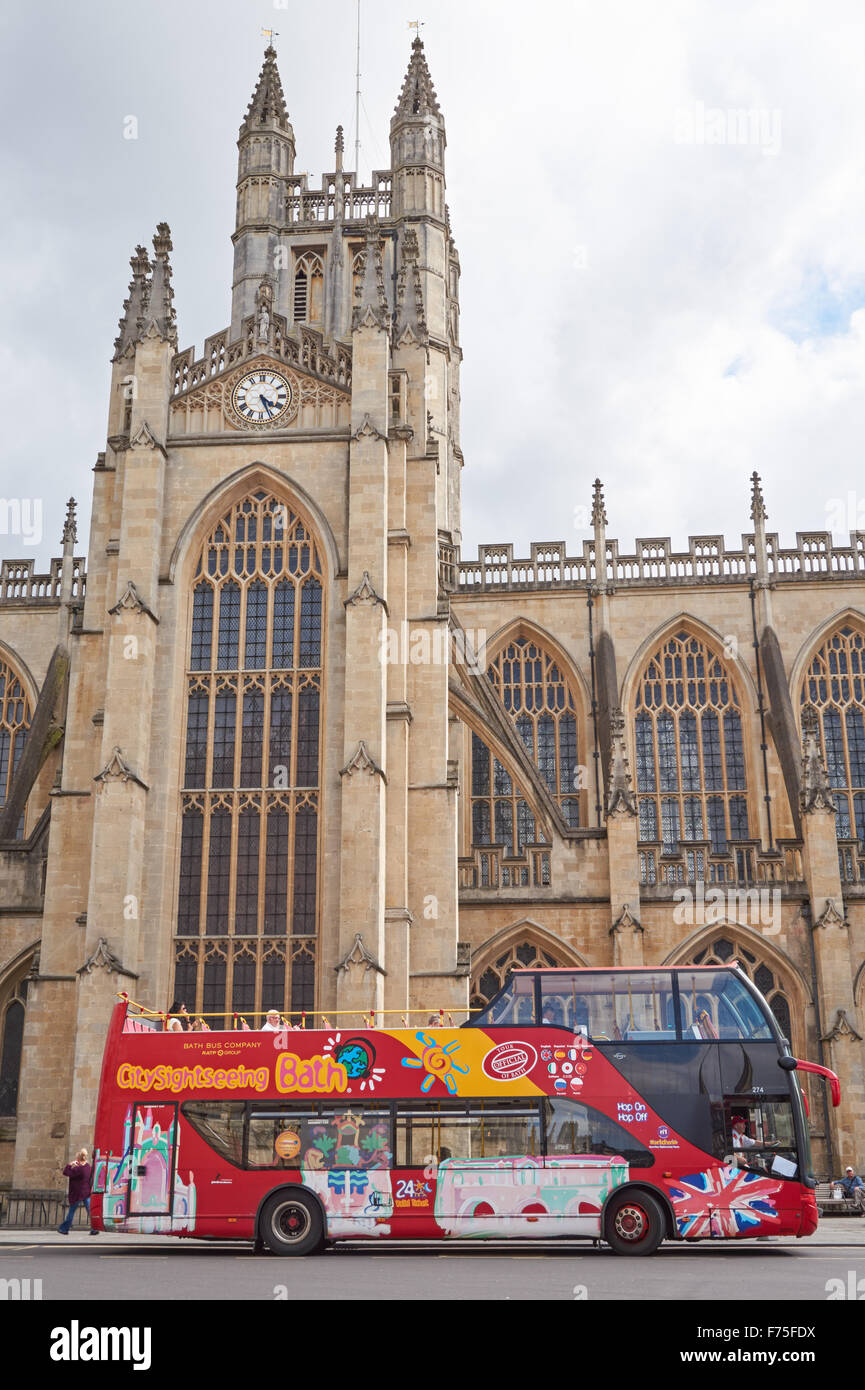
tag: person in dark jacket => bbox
[57,1148,98,1234]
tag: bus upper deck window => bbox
[554,973,680,1041]
[484,974,536,1026]
[680,971,773,1040]
[539,974,590,1032]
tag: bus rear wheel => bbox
[604,1190,665,1256]
[260,1190,323,1256]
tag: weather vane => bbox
[261,27,279,48]
[408,19,425,39]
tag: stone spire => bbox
[394,227,428,345]
[750,470,772,599]
[58,497,77,641]
[393,37,442,122]
[800,705,835,815]
[335,124,345,172]
[232,47,295,337]
[390,38,446,216]
[241,45,291,134]
[606,708,637,817]
[592,478,609,591]
[750,470,767,523]
[142,223,177,346]
[592,478,607,528]
[112,245,151,361]
[353,218,390,332]
[62,497,77,546]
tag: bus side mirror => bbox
[787,1057,842,1107]
[777,1056,797,1071]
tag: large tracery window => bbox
[175,491,323,1024]
[471,939,566,1017]
[470,732,543,861]
[635,631,749,867]
[0,967,29,1116]
[469,636,581,864]
[801,624,865,848]
[0,657,32,838]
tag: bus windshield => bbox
[471,968,775,1042]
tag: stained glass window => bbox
[0,969,29,1117]
[635,631,750,858]
[470,939,565,1017]
[0,657,32,837]
[176,492,323,1023]
[801,625,865,846]
[470,636,582,860]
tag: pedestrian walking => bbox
[57,1148,98,1235]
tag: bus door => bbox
[127,1103,178,1220]
[718,1044,801,1179]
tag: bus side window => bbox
[395,1104,469,1166]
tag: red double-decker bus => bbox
[90,964,839,1255]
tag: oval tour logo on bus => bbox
[482,1041,538,1082]
[274,1129,301,1161]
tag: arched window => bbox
[0,655,32,838]
[471,938,566,1016]
[634,631,749,865]
[175,491,324,1025]
[293,253,324,325]
[683,937,793,1041]
[470,732,541,857]
[800,624,865,847]
[0,967,29,1116]
[481,635,582,828]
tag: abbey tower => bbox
[1,41,466,1187]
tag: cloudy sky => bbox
[2,0,865,569]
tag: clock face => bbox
[231,368,294,426]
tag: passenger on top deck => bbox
[166,1001,188,1033]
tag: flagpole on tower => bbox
[354,0,362,176]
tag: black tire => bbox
[603,1189,666,1256]
[259,1189,323,1256]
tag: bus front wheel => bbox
[604,1190,665,1256]
[260,1190,324,1256]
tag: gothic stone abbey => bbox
[0,43,863,1192]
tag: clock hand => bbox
[258,394,274,418]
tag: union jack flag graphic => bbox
[664,1165,782,1238]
